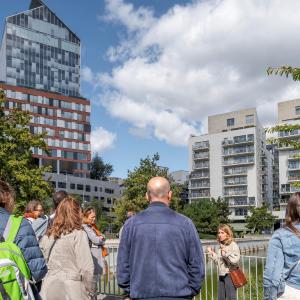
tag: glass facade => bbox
[0,3,80,97]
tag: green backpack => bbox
[0,215,35,300]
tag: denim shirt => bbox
[263,224,300,299]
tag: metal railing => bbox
[98,245,266,300]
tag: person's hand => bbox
[207,247,215,254]
[99,235,105,241]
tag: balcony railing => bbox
[223,146,254,156]
[279,129,300,138]
[228,199,256,206]
[194,153,209,160]
[288,176,300,181]
[194,163,209,169]
[98,244,266,300]
[223,167,248,176]
[190,173,210,179]
[222,135,255,146]
[190,182,210,188]
[190,191,210,198]
[288,163,300,170]
[192,141,209,150]
[223,157,254,166]
[224,189,248,196]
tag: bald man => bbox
[117,176,205,300]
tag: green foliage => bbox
[267,66,300,81]
[0,90,53,213]
[267,66,300,189]
[245,206,277,234]
[114,153,183,227]
[182,197,231,236]
[90,153,113,180]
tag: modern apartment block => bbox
[0,0,91,177]
[277,99,300,208]
[45,173,124,219]
[188,108,273,227]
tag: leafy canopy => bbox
[114,153,182,227]
[182,197,231,236]
[90,153,113,180]
[245,206,276,234]
[0,90,53,213]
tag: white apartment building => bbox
[277,99,300,211]
[188,108,273,228]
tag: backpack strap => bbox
[0,281,10,300]
[3,215,23,242]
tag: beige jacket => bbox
[40,230,95,300]
[209,241,240,276]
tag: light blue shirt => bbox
[263,224,300,299]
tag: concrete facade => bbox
[189,108,273,225]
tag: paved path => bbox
[97,295,122,300]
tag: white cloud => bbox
[94,0,300,146]
[91,127,117,153]
[81,66,95,84]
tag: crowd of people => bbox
[0,177,300,300]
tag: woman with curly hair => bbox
[40,196,95,300]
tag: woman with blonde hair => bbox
[207,224,240,300]
[40,196,95,300]
[264,192,300,299]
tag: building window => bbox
[245,115,254,124]
[105,188,114,194]
[227,118,235,126]
[235,208,248,216]
[107,198,112,204]
[77,184,83,191]
[58,182,66,189]
[94,186,98,192]
[296,106,300,115]
[84,195,90,202]
[85,185,91,192]
[70,183,75,189]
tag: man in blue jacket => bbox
[117,176,205,299]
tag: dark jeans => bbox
[218,274,236,300]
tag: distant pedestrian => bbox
[207,224,240,300]
[24,200,48,241]
[40,196,95,300]
[48,190,68,225]
[83,207,107,299]
[263,192,300,299]
[117,176,205,299]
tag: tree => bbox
[182,197,231,236]
[114,153,183,227]
[90,153,113,180]
[267,66,300,188]
[245,207,276,234]
[0,90,53,213]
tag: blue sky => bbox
[1,0,300,178]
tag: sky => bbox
[1,0,300,178]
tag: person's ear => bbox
[168,191,172,201]
[145,192,150,202]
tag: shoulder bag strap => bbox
[47,239,57,264]
[3,215,23,242]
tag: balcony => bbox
[192,141,209,150]
[228,198,255,207]
[281,186,300,194]
[288,163,300,170]
[190,182,210,189]
[223,167,248,176]
[224,181,247,187]
[190,172,209,179]
[279,129,300,138]
[189,191,210,198]
[193,152,209,160]
[222,134,254,147]
[223,156,254,166]
[194,162,209,169]
[224,189,248,197]
[288,176,300,182]
[223,146,254,157]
